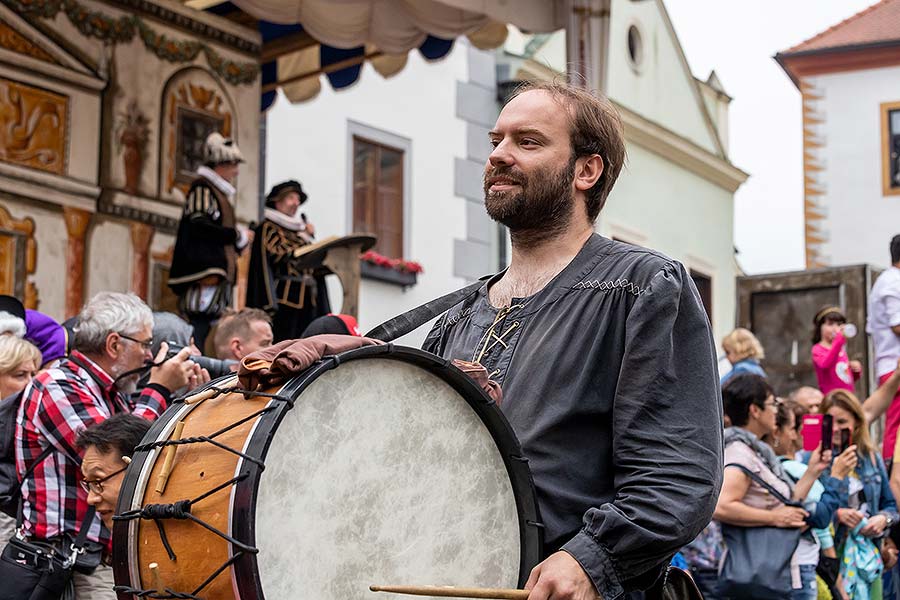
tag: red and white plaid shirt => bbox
[15,350,169,543]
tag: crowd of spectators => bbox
[681,235,900,600]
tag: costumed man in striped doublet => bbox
[168,133,252,349]
[247,180,331,341]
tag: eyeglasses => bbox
[80,465,128,495]
[118,333,153,351]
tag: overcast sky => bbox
[663,0,878,274]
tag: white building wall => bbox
[607,0,720,156]
[600,144,737,343]
[265,45,475,346]
[813,65,900,268]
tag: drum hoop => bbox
[112,385,214,594]
[112,345,544,598]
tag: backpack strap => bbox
[66,505,96,564]
[15,444,54,527]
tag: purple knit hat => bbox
[24,309,68,364]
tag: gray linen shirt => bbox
[422,234,723,600]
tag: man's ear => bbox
[104,332,121,361]
[574,154,604,193]
[229,337,242,360]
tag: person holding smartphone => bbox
[715,375,829,599]
[822,390,899,598]
[767,400,856,600]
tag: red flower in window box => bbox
[360,250,424,274]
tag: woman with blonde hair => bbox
[0,335,41,547]
[721,328,766,384]
[0,335,40,400]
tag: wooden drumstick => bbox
[184,376,238,405]
[149,562,162,592]
[369,585,529,599]
[155,421,185,494]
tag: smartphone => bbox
[838,428,852,454]
[821,414,834,453]
[802,414,823,451]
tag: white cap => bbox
[204,132,244,165]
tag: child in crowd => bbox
[812,306,862,395]
[720,328,767,385]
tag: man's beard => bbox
[109,362,140,395]
[116,374,139,395]
[483,156,576,248]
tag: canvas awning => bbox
[192,0,567,108]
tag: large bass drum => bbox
[112,345,542,599]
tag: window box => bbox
[360,260,418,287]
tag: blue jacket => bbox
[782,459,842,541]
[825,450,899,544]
[720,358,766,385]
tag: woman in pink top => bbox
[811,306,862,394]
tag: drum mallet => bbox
[149,562,163,593]
[184,377,238,405]
[155,421,185,494]
[370,585,529,599]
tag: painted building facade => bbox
[777,0,900,269]
[0,0,261,320]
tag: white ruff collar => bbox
[196,165,236,198]
[264,207,310,232]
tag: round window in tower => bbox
[627,25,643,71]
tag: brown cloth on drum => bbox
[451,359,503,405]
[238,335,381,389]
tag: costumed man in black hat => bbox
[168,132,252,349]
[247,180,331,341]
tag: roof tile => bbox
[784,0,900,54]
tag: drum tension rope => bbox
[113,386,295,600]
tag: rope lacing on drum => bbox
[113,386,295,600]
[113,552,246,599]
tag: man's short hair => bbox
[506,79,626,221]
[789,386,823,404]
[76,413,150,457]
[71,292,153,355]
[213,308,271,357]
[890,235,900,264]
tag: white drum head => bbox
[253,358,522,599]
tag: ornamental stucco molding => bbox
[615,102,749,194]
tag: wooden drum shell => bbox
[112,346,543,600]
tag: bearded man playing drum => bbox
[421,81,723,600]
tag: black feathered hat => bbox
[265,180,307,208]
[0,295,25,322]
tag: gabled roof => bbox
[775,0,900,88]
[783,0,900,55]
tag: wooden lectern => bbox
[290,234,377,318]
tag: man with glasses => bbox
[77,414,150,531]
[14,292,202,599]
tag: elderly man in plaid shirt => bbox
[14,292,205,598]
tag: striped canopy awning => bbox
[193,0,564,109]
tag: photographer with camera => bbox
[11,293,206,599]
[148,312,233,384]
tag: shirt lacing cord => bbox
[472,304,523,364]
